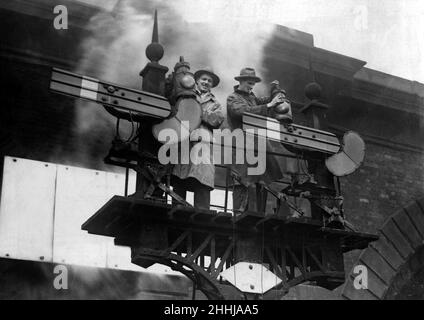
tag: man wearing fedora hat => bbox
[227,67,286,214]
[172,67,224,209]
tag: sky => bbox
[78,0,424,83]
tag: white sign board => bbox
[0,156,180,275]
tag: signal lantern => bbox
[166,56,197,106]
[180,74,195,89]
[270,80,293,124]
[153,56,202,144]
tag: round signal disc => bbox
[325,131,365,176]
[152,97,201,144]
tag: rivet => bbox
[294,139,298,143]
[137,97,142,101]
[284,137,288,141]
[5,253,9,257]
[107,85,115,93]
[249,264,253,270]
[312,135,316,139]
[101,96,107,102]
[121,92,125,97]
[113,100,119,105]
[298,131,302,135]
[250,285,255,290]
[12,159,17,162]
[45,164,48,167]
[40,256,44,261]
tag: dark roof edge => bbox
[355,67,424,98]
[0,0,104,25]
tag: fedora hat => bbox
[234,67,261,83]
[194,67,220,87]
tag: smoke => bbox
[74,0,276,146]
[157,1,276,105]
[71,1,154,169]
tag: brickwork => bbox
[339,142,423,273]
[342,143,424,235]
[342,198,424,299]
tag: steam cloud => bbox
[74,0,276,143]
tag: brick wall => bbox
[341,141,424,272]
[343,143,424,235]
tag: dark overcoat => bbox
[226,86,285,186]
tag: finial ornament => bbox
[305,82,322,100]
[152,10,159,43]
[145,10,164,63]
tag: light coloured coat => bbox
[172,89,224,189]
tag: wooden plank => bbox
[168,205,193,221]
[50,68,171,118]
[52,68,170,106]
[51,79,169,118]
[243,113,340,154]
[381,218,414,260]
[234,211,264,227]
[50,80,82,97]
[212,212,233,225]
[244,112,339,139]
[359,247,396,285]
[392,211,423,250]
[243,123,340,154]
[259,215,285,230]
[285,216,322,227]
[191,211,216,223]
[404,201,424,239]
[96,92,170,118]
[130,198,172,221]
[371,234,405,270]
[81,196,130,235]
[51,68,84,86]
[97,82,170,115]
[342,233,378,251]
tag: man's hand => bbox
[267,93,285,108]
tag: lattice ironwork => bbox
[82,197,377,300]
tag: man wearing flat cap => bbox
[227,67,286,214]
[172,67,224,209]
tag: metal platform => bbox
[82,196,378,299]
